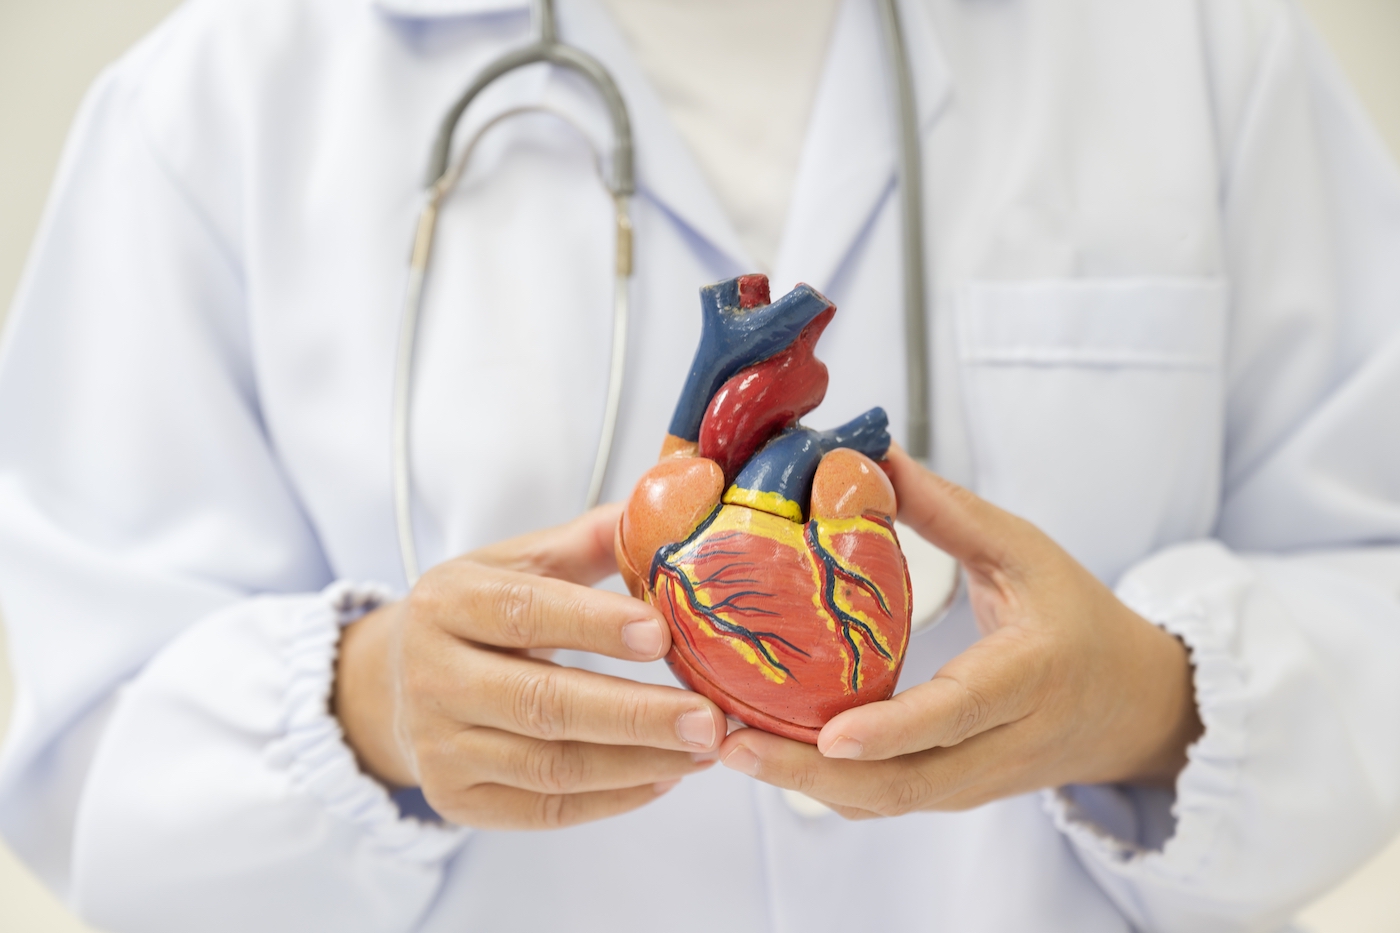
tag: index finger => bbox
[414,558,670,662]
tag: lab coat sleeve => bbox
[0,19,466,933]
[1045,4,1400,930]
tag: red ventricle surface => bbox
[651,505,911,743]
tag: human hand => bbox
[334,504,727,829]
[718,446,1203,818]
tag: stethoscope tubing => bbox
[392,102,632,586]
[393,0,926,589]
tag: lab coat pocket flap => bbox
[958,278,1227,369]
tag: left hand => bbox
[718,445,1203,818]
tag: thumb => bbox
[463,502,626,586]
[885,444,1020,573]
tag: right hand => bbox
[333,504,727,830]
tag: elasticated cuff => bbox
[265,581,468,864]
[1045,542,1253,879]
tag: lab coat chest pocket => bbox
[957,279,1228,583]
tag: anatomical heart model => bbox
[616,275,912,743]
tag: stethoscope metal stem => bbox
[877,0,931,464]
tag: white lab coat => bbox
[2,0,1398,929]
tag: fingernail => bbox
[722,745,761,777]
[691,751,719,765]
[622,619,664,658]
[677,709,716,748]
[654,778,682,795]
[822,736,864,760]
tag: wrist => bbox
[333,600,417,788]
[1120,615,1202,786]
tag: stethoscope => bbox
[392,0,947,623]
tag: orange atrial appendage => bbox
[810,448,897,522]
[617,457,724,598]
[614,520,647,600]
[658,434,700,460]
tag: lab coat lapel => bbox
[555,0,753,269]
[773,0,951,294]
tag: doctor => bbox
[1,0,1399,931]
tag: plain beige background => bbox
[2,1,1399,930]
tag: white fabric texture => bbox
[0,0,1397,930]
[73,583,466,930]
[597,0,842,272]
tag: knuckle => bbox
[950,678,993,743]
[489,578,544,647]
[613,691,656,744]
[877,771,936,817]
[525,741,590,794]
[534,792,571,829]
[789,765,823,797]
[511,668,570,739]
